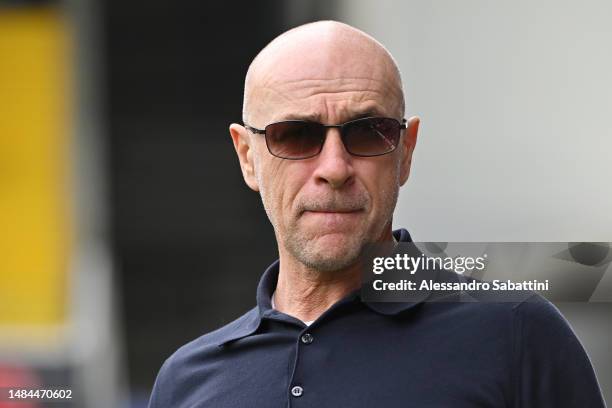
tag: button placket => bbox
[289,329,316,403]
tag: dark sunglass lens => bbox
[265,122,324,159]
[343,118,400,156]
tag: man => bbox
[148,21,605,407]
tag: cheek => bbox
[258,160,311,221]
[358,158,401,213]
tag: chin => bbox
[292,232,364,272]
[313,230,357,251]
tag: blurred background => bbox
[0,0,610,407]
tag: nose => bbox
[312,128,355,189]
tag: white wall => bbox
[338,0,612,241]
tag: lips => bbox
[304,209,361,214]
[300,204,364,214]
[301,209,363,220]
[301,209,363,227]
[297,193,369,220]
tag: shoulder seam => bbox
[511,292,540,311]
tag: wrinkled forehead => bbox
[245,32,404,125]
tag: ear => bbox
[399,116,419,186]
[229,123,260,192]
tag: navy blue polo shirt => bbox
[148,229,605,408]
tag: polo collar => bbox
[218,228,425,347]
[360,228,434,315]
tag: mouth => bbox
[302,208,363,215]
[301,209,364,227]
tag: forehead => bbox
[248,36,403,125]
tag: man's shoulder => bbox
[434,272,568,328]
[455,280,577,342]
[148,307,260,407]
[165,305,259,367]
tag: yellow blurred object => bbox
[0,7,72,331]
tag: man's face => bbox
[231,31,417,272]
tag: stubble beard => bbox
[262,191,400,274]
[256,156,401,274]
[285,227,369,272]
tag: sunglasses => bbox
[244,116,407,160]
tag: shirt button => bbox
[291,385,303,397]
[300,333,314,344]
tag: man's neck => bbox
[273,258,362,323]
[273,228,396,323]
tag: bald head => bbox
[243,21,405,125]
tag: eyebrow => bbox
[280,108,387,123]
